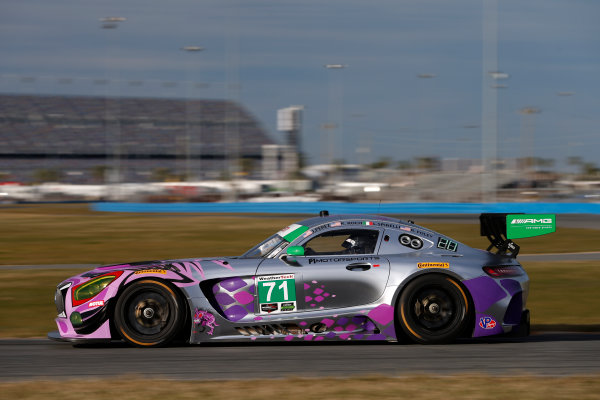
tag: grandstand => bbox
[0,94,276,183]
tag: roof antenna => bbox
[319,210,329,217]
[378,200,382,214]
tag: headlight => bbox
[71,271,123,306]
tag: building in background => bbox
[0,94,275,183]
[276,105,303,173]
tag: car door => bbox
[255,227,390,314]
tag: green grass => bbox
[2,375,600,399]
[526,261,600,326]
[1,262,598,338]
[1,204,599,265]
[0,204,298,265]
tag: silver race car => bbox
[49,211,555,346]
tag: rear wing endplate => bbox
[480,213,520,257]
[480,213,556,258]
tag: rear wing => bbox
[479,213,556,258]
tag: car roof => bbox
[297,213,409,228]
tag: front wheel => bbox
[114,280,184,347]
[398,275,470,344]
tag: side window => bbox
[302,229,379,256]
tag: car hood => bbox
[60,256,260,287]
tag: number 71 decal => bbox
[257,274,297,314]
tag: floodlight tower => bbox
[519,107,542,175]
[100,16,126,191]
[323,64,347,165]
[481,0,500,203]
[181,45,204,181]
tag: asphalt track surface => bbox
[1,214,598,381]
[2,333,600,381]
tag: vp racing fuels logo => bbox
[479,316,497,330]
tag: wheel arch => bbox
[391,269,475,341]
[108,276,192,344]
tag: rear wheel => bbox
[398,275,469,344]
[114,280,184,347]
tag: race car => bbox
[48,211,555,346]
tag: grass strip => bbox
[2,375,600,399]
[2,204,599,265]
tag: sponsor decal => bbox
[257,274,297,314]
[479,316,497,330]
[261,303,279,313]
[193,309,218,335]
[506,214,556,239]
[280,302,296,312]
[88,300,105,308]
[134,269,167,275]
[330,222,342,227]
[308,256,380,264]
[417,262,450,269]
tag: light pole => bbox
[100,16,126,192]
[519,107,541,175]
[181,46,204,182]
[323,64,346,166]
[557,92,575,172]
[481,0,501,203]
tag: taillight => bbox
[483,265,525,277]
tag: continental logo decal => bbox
[418,262,449,269]
[134,269,167,275]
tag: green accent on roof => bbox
[283,225,309,242]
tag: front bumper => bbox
[47,330,113,344]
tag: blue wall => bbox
[91,202,600,214]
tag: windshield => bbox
[241,234,286,259]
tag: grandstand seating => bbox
[0,94,274,182]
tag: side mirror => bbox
[286,246,305,256]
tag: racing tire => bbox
[398,274,470,344]
[114,279,184,347]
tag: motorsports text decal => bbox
[257,274,297,314]
[506,214,556,239]
[308,256,380,264]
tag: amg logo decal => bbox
[511,218,553,224]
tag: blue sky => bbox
[1,0,598,169]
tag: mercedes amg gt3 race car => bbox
[49,212,555,346]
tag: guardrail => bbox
[91,202,600,214]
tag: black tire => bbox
[398,274,470,344]
[114,279,184,347]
